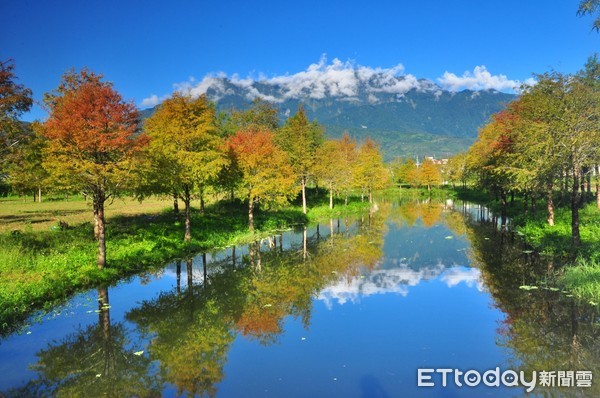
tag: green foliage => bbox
[0,59,33,167]
[578,0,600,31]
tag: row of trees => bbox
[391,157,443,191]
[450,55,600,247]
[1,64,389,269]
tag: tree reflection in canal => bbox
[4,286,158,397]
[124,208,387,397]
[459,201,600,397]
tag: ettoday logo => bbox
[418,368,536,392]
[417,368,593,392]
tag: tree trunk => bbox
[596,165,600,209]
[98,286,110,336]
[563,168,570,202]
[571,170,582,248]
[186,257,193,291]
[97,286,112,371]
[547,187,555,226]
[94,192,107,269]
[500,190,507,230]
[38,186,42,203]
[303,226,307,261]
[531,192,537,214]
[368,187,373,204]
[301,176,307,214]
[183,186,192,242]
[248,199,255,232]
[173,193,179,214]
[330,219,334,244]
[93,205,100,240]
[199,187,205,214]
[202,253,207,285]
[345,191,348,206]
[176,260,181,295]
[329,181,334,209]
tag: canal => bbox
[1,199,598,397]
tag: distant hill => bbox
[140,74,515,160]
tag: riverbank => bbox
[0,193,373,333]
[455,187,600,303]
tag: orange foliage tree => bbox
[226,129,296,231]
[43,70,146,269]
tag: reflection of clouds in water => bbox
[318,265,482,308]
[441,267,484,291]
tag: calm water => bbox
[1,200,599,397]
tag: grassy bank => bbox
[0,192,374,333]
[455,187,600,303]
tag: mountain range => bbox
[141,73,515,160]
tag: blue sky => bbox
[1,0,597,121]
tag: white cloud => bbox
[140,94,161,108]
[317,263,446,308]
[141,58,526,108]
[438,65,523,92]
[440,267,484,291]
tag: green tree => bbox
[397,158,420,188]
[446,152,469,188]
[4,121,48,201]
[228,98,280,132]
[43,69,145,269]
[276,105,324,214]
[0,59,33,181]
[314,139,342,209]
[336,132,358,205]
[578,0,600,31]
[353,138,389,203]
[144,93,226,241]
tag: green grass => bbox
[515,202,600,260]
[560,258,600,305]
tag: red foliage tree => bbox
[44,70,146,269]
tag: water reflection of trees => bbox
[458,202,600,397]
[124,208,388,397]
[3,286,158,397]
[388,198,449,228]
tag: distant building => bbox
[418,156,448,166]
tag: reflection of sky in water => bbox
[382,219,470,270]
[318,215,481,308]
[318,265,484,308]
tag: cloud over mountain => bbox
[141,56,528,107]
[437,66,536,92]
